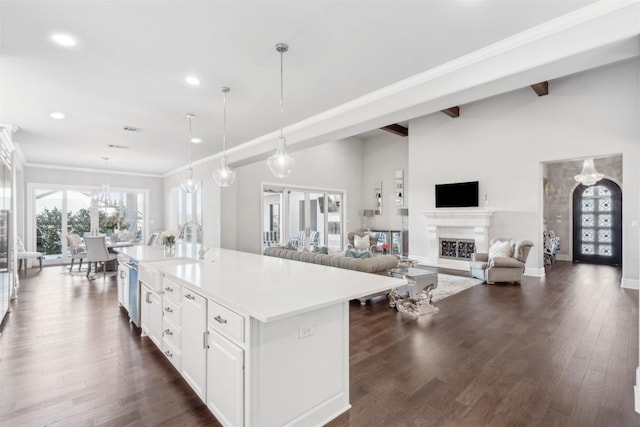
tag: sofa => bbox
[263,247,399,304]
[469,238,534,284]
[263,246,398,274]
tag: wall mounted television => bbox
[435,181,479,208]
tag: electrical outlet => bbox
[298,324,315,339]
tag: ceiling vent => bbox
[123,126,143,133]
[108,144,129,150]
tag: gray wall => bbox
[407,59,639,283]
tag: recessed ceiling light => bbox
[50,112,66,120]
[50,33,77,47]
[185,76,201,86]
[190,137,202,144]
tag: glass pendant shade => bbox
[181,113,199,193]
[181,168,200,193]
[214,87,236,187]
[267,136,295,178]
[574,158,603,186]
[213,156,236,187]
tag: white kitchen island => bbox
[117,245,406,427]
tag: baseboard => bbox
[524,267,545,277]
[636,367,640,413]
[621,278,639,290]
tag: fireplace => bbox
[422,210,494,269]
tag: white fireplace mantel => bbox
[421,210,494,270]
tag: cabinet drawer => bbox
[163,298,181,328]
[162,338,181,372]
[162,278,182,304]
[208,300,244,343]
[162,318,181,349]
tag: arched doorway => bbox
[572,179,622,265]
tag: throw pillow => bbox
[488,240,514,259]
[344,249,371,258]
[312,246,329,255]
[296,245,309,253]
[284,242,296,250]
[353,234,370,250]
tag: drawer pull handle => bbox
[145,292,152,304]
[214,315,227,324]
[164,287,173,292]
[164,307,173,313]
[164,350,173,358]
[164,329,173,335]
[185,294,195,300]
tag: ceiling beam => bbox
[380,124,408,137]
[530,81,549,96]
[441,106,460,118]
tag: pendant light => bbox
[181,113,199,193]
[574,158,604,186]
[267,42,295,178]
[98,157,117,208]
[213,87,236,187]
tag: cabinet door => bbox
[140,284,162,349]
[181,289,207,402]
[207,328,244,427]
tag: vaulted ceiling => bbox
[2,1,636,176]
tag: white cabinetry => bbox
[117,263,129,311]
[207,328,244,427]
[140,283,163,348]
[162,277,182,371]
[181,287,207,402]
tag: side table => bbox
[387,267,439,317]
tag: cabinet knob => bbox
[185,294,195,300]
[164,307,173,313]
[164,286,173,292]
[164,350,173,358]
[214,315,227,324]
[164,329,173,335]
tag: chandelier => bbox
[267,43,295,179]
[213,87,236,187]
[574,158,603,186]
[97,157,118,208]
[181,113,200,193]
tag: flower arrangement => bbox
[381,243,390,255]
[162,230,178,247]
[100,215,129,232]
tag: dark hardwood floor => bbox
[1,262,638,426]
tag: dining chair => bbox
[16,236,44,274]
[84,236,117,278]
[66,233,87,271]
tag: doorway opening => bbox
[572,179,622,266]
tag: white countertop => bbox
[115,244,200,262]
[127,245,406,323]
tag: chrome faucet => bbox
[198,247,210,260]
[178,220,203,244]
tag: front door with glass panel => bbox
[572,179,622,265]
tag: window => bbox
[262,185,344,252]
[28,184,148,265]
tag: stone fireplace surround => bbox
[422,210,494,270]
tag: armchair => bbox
[469,238,533,284]
[347,231,381,254]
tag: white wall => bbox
[23,165,164,241]
[361,132,409,231]
[222,138,365,254]
[408,59,639,282]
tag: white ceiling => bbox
[0,0,616,176]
